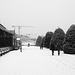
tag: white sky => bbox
[0,0,75,37]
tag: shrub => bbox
[50,28,65,51]
[40,36,45,49]
[44,32,53,48]
[63,24,75,54]
[63,44,75,54]
[36,36,43,46]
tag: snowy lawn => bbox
[0,46,75,75]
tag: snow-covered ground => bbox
[0,46,75,75]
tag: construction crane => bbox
[12,25,35,52]
[26,33,37,36]
[12,26,35,36]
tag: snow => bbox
[0,46,75,75]
[22,42,35,46]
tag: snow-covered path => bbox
[0,46,75,75]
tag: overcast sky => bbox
[0,0,75,37]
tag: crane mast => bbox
[12,25,34,36]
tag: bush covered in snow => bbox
[40,36,45,49]
[36,36,43,46]
[44,31,53,48]
[50,28,65,51]
[63,25,75,54]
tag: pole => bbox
[12,26,16,49]
[18,27,22,52]
[18,26,21,36]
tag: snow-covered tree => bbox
[63,24,75,54]
[44,31,53,48]
[36,36,42,46]
[40,36,45,49]
[50,28,65,51]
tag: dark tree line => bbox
[36,24,75,54]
